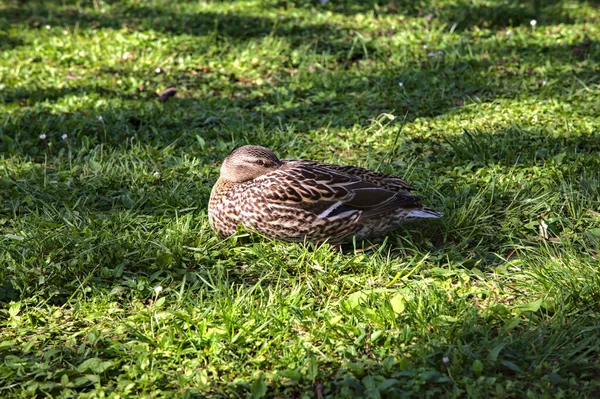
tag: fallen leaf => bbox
[159,87,177,102]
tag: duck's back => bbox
[281,159,413,193]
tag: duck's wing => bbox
[254,161,422,219]
[281,158,414,192]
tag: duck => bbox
[208,145,440,244]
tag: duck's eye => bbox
[254,159,265,166]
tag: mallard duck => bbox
[208,145,440,244]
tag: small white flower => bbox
[506,30,512,36]
[154,286,163,294]
[398,82,403,87]
[443,357,450,364]
[122,52,132,60]
[45,25,51,30]
[542,80,547,86]
[155,67,161,73]
[79,51,86,57]
[39,134,47,140]
[178,57,184,64]
[437,50,444,55]
[530,19,537,27]
[153,171,160,178]
[428,52,435,57]
[423,45,428,49]
[61,134,68,140]
[387,114,395,120]
[98,115,103,121]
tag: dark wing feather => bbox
[256,161,422,218]
[281,158,414,192]
[343,187,420,216]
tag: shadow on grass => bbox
[2,124,599,307]
[2,0,594,54]
[0,31,24,50]
[1,2,599,397]
[1,0,341,46]
[2,293,600,397]
[1,36,597,156]
[2,0,597,132]
[1,0,599,304]
[272,0,587,29]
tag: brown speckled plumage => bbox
[208,145,440,244]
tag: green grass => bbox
[1,0,600,397]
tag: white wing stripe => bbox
[316,201,344,219]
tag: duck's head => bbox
[219,145,282,182]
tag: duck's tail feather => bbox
[406,207,442,219]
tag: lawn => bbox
[1,0,600,397]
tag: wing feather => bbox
[281,158,414,192]
[253,161,423,219]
